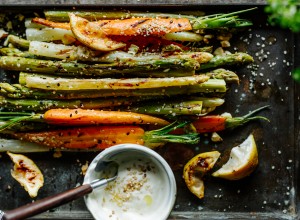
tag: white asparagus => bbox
[29,41,101,61]
[26,28,74,42]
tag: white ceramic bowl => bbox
[83,144,176,220]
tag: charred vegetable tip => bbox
[144,121,200,145]
[191,7,256,29]
[225,105,270,130]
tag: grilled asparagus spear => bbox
[0,56,199,77]
[0,53,251,77]
[0,79,226,99]
[199,53,254,70]
[0,95,224,114]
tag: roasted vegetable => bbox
[11,121,200,149]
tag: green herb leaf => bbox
[292,68,300,82]
[265,0,300,32]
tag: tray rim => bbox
[0,0,269,6]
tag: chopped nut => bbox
[211,132,223,142]
[220,112,232,119]
[53,150,62,158]
[220,40,231,48]
[81,161,89,175]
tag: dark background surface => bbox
[0,3,299,220]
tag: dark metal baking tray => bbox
[0,4,299,220]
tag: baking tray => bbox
[0,4,299,220]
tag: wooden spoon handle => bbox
[2,184,92,220]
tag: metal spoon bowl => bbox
[0,159,119,220]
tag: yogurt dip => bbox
[84,144,176,220]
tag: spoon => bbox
[0,160,119,220]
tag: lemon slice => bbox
[69,13,126,51]
[183,151,220,199]
[212,134,258,180]
[7,152,44,198]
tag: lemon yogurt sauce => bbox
[88,157,167,220]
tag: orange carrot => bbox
[32,17,71,30]
[192,106,269,133]
[13,121,200,149]
[32,16,192,36]
[97,17,192,36]
[43,109,170,126]
[14,126,145,149]
[192,115,226,133]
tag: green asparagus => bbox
[0,56,198,77]
[205,68,239,83]
[4,35,30,49]
[0,48,36,58]
[44,10,198,22]
[199,52,254,70]
[0,79,226,99]
[0,95,156,111]
[120,100,203,116]
[0,52,252,77]
[121,97,224,116]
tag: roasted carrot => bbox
[32,16,192,36]
[0,109,170,131]
[96,17,192,36]
[43,109,169,126]
[14,126,145,149]
[32,17,70,30]
[13,122,200,149]
[192,106,269,133]
[192,115,226,133]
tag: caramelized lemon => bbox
[212,134,258,180]
[7,152,44,198]
[183,151,220,199]
[69,13,126,51]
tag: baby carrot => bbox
[32,16,192,36]
[192,106,269,133]
[14,126,145,150]
[0,109,170,131]
[43,109,169,126]
[13,122,200,149]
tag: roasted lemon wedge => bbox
[212,134,258,180]
[7,152,44,198]
[69,13,126,51]
[183,151,220,199]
